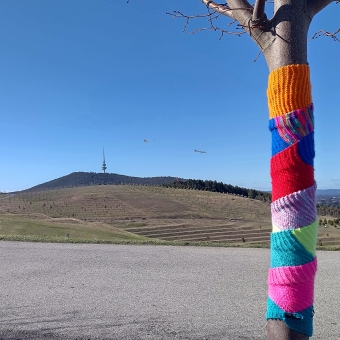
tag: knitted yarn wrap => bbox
[266,64,317,337]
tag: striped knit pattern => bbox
[266,64,317,337]
[269,104,314,154]
[271,183,317,230]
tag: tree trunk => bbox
[263,3,316,339]
[201,0,334,337]
[265,62,316,340]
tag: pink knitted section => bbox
[271,182,317,230]
[268,258,317,313]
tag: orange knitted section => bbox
[267,64,312,118]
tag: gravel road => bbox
[0,242,339,339]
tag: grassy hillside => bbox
[0,214,150,243]
[1,185,340,247]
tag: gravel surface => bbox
[0,242,339,339]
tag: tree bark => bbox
[267,320,309,340]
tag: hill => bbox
[25,172,179,192]
[1,184,273,245]
[1,184,340,247]
[15,172,340,220]
[24,172,272,204]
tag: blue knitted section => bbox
[270,126,290,156]
[270,230,314,268]
[269,104,314,157]
[298,132,315,166]
[266,298,314,337]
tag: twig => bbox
[166,10,247,38]
[254,50,262,62]
[309,28,340,41]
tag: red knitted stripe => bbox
[271,142,314,201]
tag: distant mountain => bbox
[25,172,180,192]
[316,189,340,196]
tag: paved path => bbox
[0,242,339,339]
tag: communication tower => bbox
[102,148,107,173]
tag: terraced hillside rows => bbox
[124,223,271,244]
[0,185,272,244]
[0,185,272,221]
[1,185,339,246]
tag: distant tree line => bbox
[317,204,340,218]
[164,179,272,203]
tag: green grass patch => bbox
[0,214,149,242]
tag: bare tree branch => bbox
[166,0,271,42]
[166,10,247,38]
[252,0,267,24]
[309,28,340,41]
[223,0,254,27]
[188,24,247,39]
[200,0,235,19]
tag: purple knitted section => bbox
[271,182,317,230]
[270,104,314,145]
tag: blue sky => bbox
[0,1,339,192]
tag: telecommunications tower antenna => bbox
[102,148,107,173]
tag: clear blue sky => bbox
[1,1,339,192]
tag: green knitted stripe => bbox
[270,230,314,268]
[292,221,318,256]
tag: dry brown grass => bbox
[1,185,340,247]
[0,185,271,244]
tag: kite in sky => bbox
[194,149,207,153]
[144,139,155,142]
